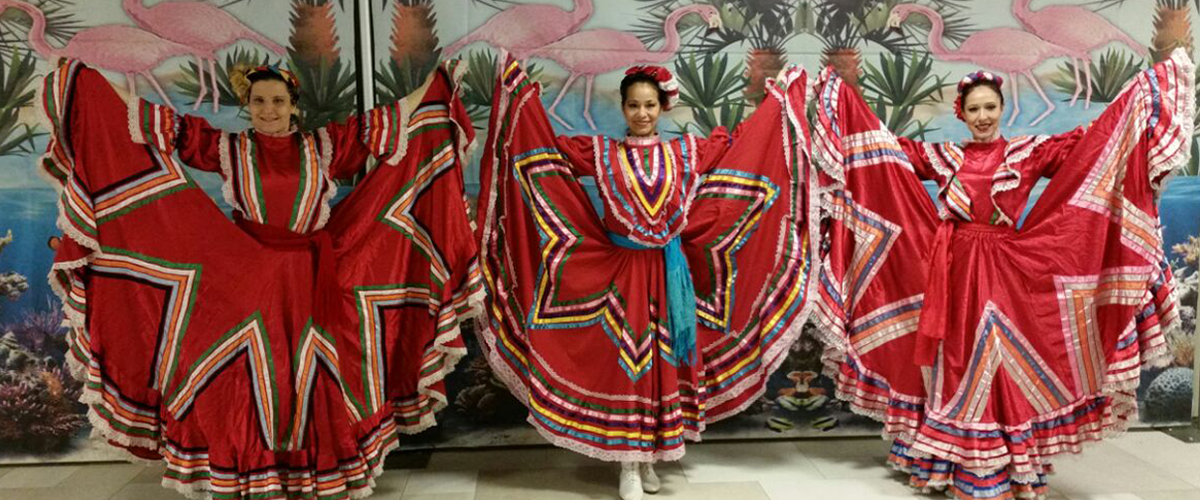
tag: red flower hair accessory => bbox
[953,70,1003,121]
[625,65,680,110]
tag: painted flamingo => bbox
[442,0,593,61]
[1012,0,1149,109]
[0,0,192,110]
[530,4,722,130]
[889,3,1086,127]
[123,0,287,113]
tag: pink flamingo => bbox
[0,0,192,110]
[442,0,593,61]
[889,3,1086,127]
[530,4,722,130]
[123,0,288,113]
[1012,0,1149,109]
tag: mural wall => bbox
[0,0,1196,462]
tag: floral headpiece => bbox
[230,63,301,105]
[954,70,1003,121]
[625,65,680,110]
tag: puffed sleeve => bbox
[555,134,600,177]
[320,111,375,180]
[895,137,938,181]
[696,126,734,172]
[127,98,224,174]
[1027,127,1085,179]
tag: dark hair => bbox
[246,71,302,129]
[620,72,668,108]
[247,71,300,105]
[960,80,1004,107]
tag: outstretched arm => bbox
[324,64,454,180]
[126,93,225,174]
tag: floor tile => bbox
[0,487,84,500]
[1107,431,1200,489]
[1059,493,1200,500]
[1050,442,1195,496]
[108,482,188,500]
[474,466,613,500]
[1131,491,1200,500]
[0,465,79,489]
[678,441,822,483]
[367,469,410,497]
[401,494,475,500]
[54,463,144,500]
[128,463,166,484]
[427,446,598,471]
[1046,490,1072,500]
[793,438,894,479]
[403,469,478,496]
[759,477,923,500]
[653,480,771,500]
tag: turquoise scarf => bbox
[608,233,697,365]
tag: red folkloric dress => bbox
[40,60,482,499]
[474,58,819,461]
[811,51,1193,498]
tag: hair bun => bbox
[229,63,253,105]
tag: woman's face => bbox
[622,82,662,137]
[248,79,296,135]
[962,85,1003,142]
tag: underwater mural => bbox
[0,0,1195,462]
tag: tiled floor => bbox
[1,431,1197,500]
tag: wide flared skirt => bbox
[40,61,481,499]
[811,51,1192,498]
[475,58,818,461]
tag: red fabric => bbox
[475,58,817,461]
[811,51,1191,498]
[175,111,371,180]
[42,61,481,499]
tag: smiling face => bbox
[622,82,662,137]
[248,79,296,135]
[962,84,1003,142]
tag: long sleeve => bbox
[321,113,373,180]
[895,137,938,181]
[555,134,600,177]
[695,126,733,174]
[1027,127,1085,179]
[128,98,225,174]
[351,64,478,179]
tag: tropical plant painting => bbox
[0,0,1194,463]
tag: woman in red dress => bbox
[811,49,1193,499]
[39,60,481,499]
[475,56,818,500]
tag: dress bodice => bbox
[899,131,1083,226]
[555,131,732,246]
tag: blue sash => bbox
[608,233,697,365]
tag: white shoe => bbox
[639,462,661,494]
[619,462,644,500]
